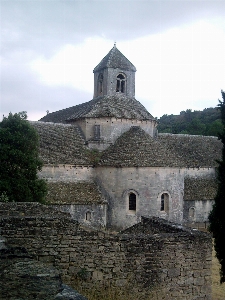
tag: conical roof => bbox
[99,126,182,167]
[93,45,136,72]
[99,128,222,168]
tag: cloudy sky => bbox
[1,0,225,121]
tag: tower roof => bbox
[39,95,154,123]
[93,45,136,72]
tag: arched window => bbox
[98,73,103,95]
[160,193,169,214]
[85,211,91,221]
[129,193,136,211]
[189,207,195,220]
[116,73,126,93]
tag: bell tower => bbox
[93,44,136,98]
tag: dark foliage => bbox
[158,107,223,136]
[0,112,47,203]
[209,91,225,283]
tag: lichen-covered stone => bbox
[0,248,62,300]
[39,95,154,123]
[99,128,222,168]
[31,122,91,165]
[184,177,217,200]
[55,284,87,300]
[158,133,222,168]
[46,181,104,204]
[0,214,212,300]
[99,126,182,167]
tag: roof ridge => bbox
[106,46,115,67]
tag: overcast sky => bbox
[1,0,225,121]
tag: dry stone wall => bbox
[0,205,212,300]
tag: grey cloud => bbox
[0,63,92,119]
[1,0,225,120]
[2,1,225,57]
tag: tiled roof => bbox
[158,133,222,168]
[46,181,104,204]
[32,121,222,168]
[93,45,136,72]
[31,121,91,165]
[184,177,217,200]
[99,128,222,168]
[99,126,182,167]
[39,95,154,122]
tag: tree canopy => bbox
[0,112,47,203]
[209,91,225,283]
[158,107,223,136]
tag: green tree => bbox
[209,90,225,283]
[0,112,47,203]
[206,119,223,136]
[187,118,206,135]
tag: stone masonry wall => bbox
[80,117,156,150]
[0,202,107,229]
[95,166,184,229]
[39,165,94,182]
[0,208,212,300]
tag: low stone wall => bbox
[0,206,212,300]
[0,202,107,229]
[0,202,69,217]
[0,236,88,300]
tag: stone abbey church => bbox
[32,45,221,231]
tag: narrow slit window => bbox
[86,211,91,221]
[129,193,136,211]
[160,194,164,211]
[98,73,103,95]
[94,125,100,140]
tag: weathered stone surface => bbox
[0,239,87,300]
[99,128,222,168]
[0,247,62,300]
[0,235,7,250]
[93,45,136,73]
[0,214,212,300]
[184,177,217,201]
[99,126,181,167]
[31,122,90,165]
[55,284,87,300]
[158,133,222,168]
[39,95,154,123]
[46,181,104,204]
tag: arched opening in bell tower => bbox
[116,73,126,93]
